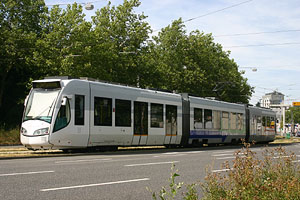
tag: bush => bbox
[0,127,21,145]
[202,144,300,200]
[151,144,300,200]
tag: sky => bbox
[44,0,300,105]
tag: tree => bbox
[286,107,300,124]
[33,3,92,78]
[0,0,47,128]
[90,0,151,86]
[148,19,189,91]
[150,19,252,103]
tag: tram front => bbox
[20,80,62,150]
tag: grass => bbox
[271,136,300,144]
[0,127,21,145]
[151,143,300,200]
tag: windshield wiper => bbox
[47,99,56,116]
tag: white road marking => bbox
[125,161,179,167]
[212,150,235,154]
[273,156,291,159]
[274,155,300,159]
[163,152,180,155]
[153,154,186,158]
[41,178,150,192]
[184,151,203,154]
[212,168,233,173]
[215,156,236,160]
[212,153,234,157]
[55,158,112,164]
[0,171,54,177]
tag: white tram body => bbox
[21,77,182,150]
[248,107,276,142]
[188,97,246,145]
[20,77,276,150]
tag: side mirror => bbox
[61,97,68,106]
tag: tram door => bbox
[164,105,177,144]
[132,101,148,145]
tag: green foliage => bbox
[0,0,47,128]
[286,107,300,124]
[184,183,198,200]
[33,3,93,77]
[90,0,151,86]
[149,164,195,200]
[150,19,252,103]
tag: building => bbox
[261,91,284,108]
[261,91,285,134]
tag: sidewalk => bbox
[0,145,63,159]
[0,145,23,149]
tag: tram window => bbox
[151,103,163,128]
[271,117,275,129]
[75,95,84,125]
[222,112,229,130]
[213,110,221,129]
[53,98,71,132]
[115,99,131,127]
[237,114,243,130]
[266,117,271,127]
[230,113,237,130]
[94,97,112,126]
[194,108,203,129]
[134,101,148,135]
[166,105,177,135]
[257,116,262,133]
[251,115,256,133]
[262,116,266,127]
[204,109,212,129]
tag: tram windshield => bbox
[23,89,60,123]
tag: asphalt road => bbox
[1,143,300,200]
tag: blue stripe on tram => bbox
[189,130,227,142]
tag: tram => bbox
[20,77,276,150]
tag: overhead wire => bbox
[153,0,254,32]
[44,0,300,51]
[224,42,300,48]
[214,29,300,37]
[183,0,253,23]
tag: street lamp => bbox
[239,67,257,74]
[85,2,94,10]
[46,2,95,10]
[240,67,257,72]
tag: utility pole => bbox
[291,110,294,135]
[283,106,286,136]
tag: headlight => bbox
[33,128,49,136]
[21,127,27,135]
